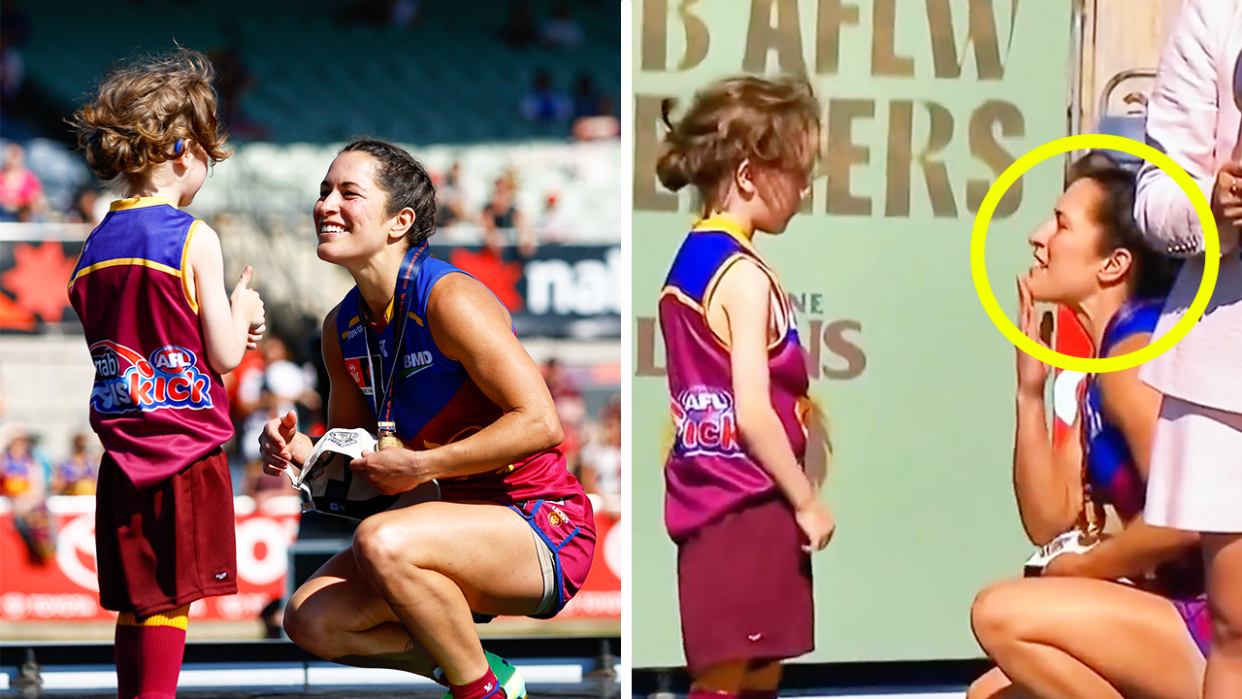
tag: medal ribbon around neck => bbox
[363,240,430,435]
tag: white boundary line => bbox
[16,662,588,692]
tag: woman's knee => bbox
[283,591,335,653]
[970,581,1027,652]
[352,515,413,574]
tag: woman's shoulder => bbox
[421,263,510,332]
[1102,296,1164,353]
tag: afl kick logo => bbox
[89,342,213,415]
[671,387,743,458]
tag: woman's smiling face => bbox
[314,150,395,265]
[1025,178,1116,305]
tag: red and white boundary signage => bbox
[0,496,621,623]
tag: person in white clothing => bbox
[1134,2,1242,698]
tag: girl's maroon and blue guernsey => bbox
[67,197,233,490]
[659,216,812,542]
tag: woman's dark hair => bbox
[1068,151,1182,299]
[338,139,437,246]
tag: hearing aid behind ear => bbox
[174,139,185,156]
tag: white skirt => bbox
[1146,395,1242,533]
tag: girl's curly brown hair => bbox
[72,48,231,191]
[656,75,822,213]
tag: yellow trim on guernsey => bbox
[69,258,181,287]
[70,197,195,294]
[692,213,757,254]
[116,604,189,629]
[181,220,201,315]
[109,196,179,212]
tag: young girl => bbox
[655,75,835,699]
[968,153,1204,699]
[67,48,265,699]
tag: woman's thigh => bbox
[352,500,546,617]
[973,577,1204,699]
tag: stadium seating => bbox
[17,0,619,146]
[189,139,623,242]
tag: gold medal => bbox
[377,421,403,449]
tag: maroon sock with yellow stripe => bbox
[114,605,188,699]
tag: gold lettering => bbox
[919,101,957,218]
[823,320,866,379]
[677,0,711,70]
[743,0,806,74]
[634,95,680,212]
[806,319,823,379]
[825,98,874,216]
[885,100,914,217]
[968,100,1024,218]
[816,0,860,75]
[637,318,667,376]
[872,0,914,77]
[641,0,668,71]
[926,0,1008,80]
[640,0,709,72]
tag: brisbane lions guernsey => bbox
[1081,296,1203,597]
[67,197,233,491]
[659,216,812,542]
[335,256,581,504]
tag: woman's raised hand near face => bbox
[1016,275,1050,397]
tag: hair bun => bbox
[656,147,691,192]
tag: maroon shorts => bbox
[467,491,597,624]
[677,496,813,670]
[510,491,597,618]
[96,447,237,617]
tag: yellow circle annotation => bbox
[970,133,1220,373]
